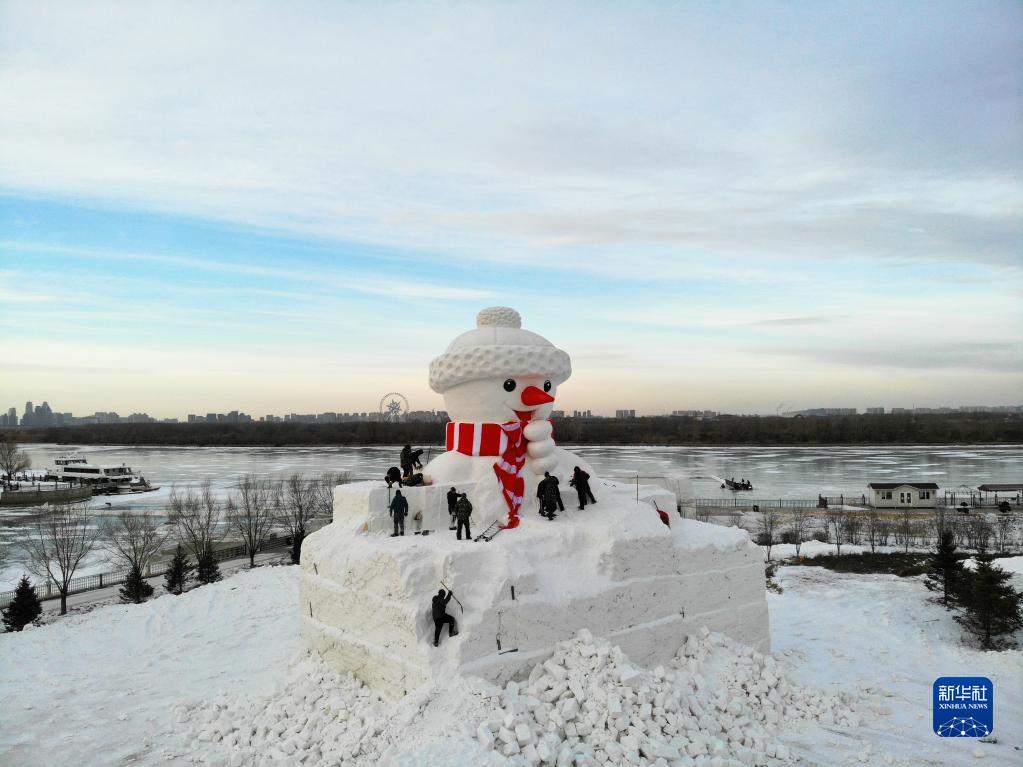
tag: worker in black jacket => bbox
[454,493,473,540]
[389,490,408,536]
[431,588,458,646]
[446,487,459,530]
[537,473,559,519]
[570,466,597,510]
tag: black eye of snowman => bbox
[503,379,517,392]
[543,380,552,392]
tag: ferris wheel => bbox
[379,392,410,423]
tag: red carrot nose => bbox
[521,385,555,406]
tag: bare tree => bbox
[895,507,914,553]
[757,508,781,561]
[169,481,225,569]
[863,508,878,553]
[787,507,812,557]
[828,508,849,557]
[841,513,862,545]
[24,501,99,614]
[227,475,275,568]
[0,436,31,489]
[965,515,992,551]
[103,510,168,577]
[318,471,350,515]
[278,473,317,564]
[994,514,1014,553]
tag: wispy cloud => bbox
[0,2,1020,274]
[0,240,492,302]
[0,1,1020,415]
[744,315,851,327]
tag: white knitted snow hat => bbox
[429,307,572,393]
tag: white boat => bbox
[47,453,160,494]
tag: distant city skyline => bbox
[4,397,1020,427]
[1,2,1020,412]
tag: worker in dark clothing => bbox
[446,487,459,530]
[537,472,559,519]
[384,466,403,488]
[570,466,597,510]
[454,493,473,540]
[549,472,565,511]
[432,588,458,646]
[410,449,424,471]
[400,445,413,477]
[389,490,408,536]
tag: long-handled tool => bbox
[440,580,463,613]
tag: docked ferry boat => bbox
[47,454,159,494]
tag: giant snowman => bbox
[300,308,769,698]
[424,305,596,532]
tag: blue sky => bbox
[1,1,1021,417]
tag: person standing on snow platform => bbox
[432,588,458,646]
[454,492,473,540]
[549,471,565,512]
[446,486,459,530]
[537,472,559,519]
[400,445,413,477]
[389,490,409,536]
[570,466,597,510]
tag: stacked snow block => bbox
[301,479,770,699]
[333,480,501,535]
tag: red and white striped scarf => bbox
[445,421,525,529]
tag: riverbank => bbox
[5,411,1023,446]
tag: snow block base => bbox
[300,479,769,699]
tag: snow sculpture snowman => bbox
[424,306,593,530]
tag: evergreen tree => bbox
[119,564,154,604]
[163,544,193,595]
[196,547,222,584]
[2,575,42,631]
[290,526,305,566]
[924,530,964,608]
[955,547,1023,650]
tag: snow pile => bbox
[178,628,872,767]
[472,627,865,767]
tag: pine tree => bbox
[955,547,1023,650]
[119,564,154,604]
[2,575,42,631]
[164,544,193,595]
[196,547,222,584]
[290,526,305,565]
[924,530,964,608]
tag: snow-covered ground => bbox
[1,562,1020,766]
[0,567,300,767]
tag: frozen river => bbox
[10,442,1023,504]
[2,443,1021,588]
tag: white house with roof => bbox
[868,482,939,509]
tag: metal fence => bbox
[691,498,826,509]
[0,518,331,610]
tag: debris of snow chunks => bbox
[177,657,390,767]
[474,627,863,767]
[177,629,867,767]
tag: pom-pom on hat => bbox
[429,307,572,394]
